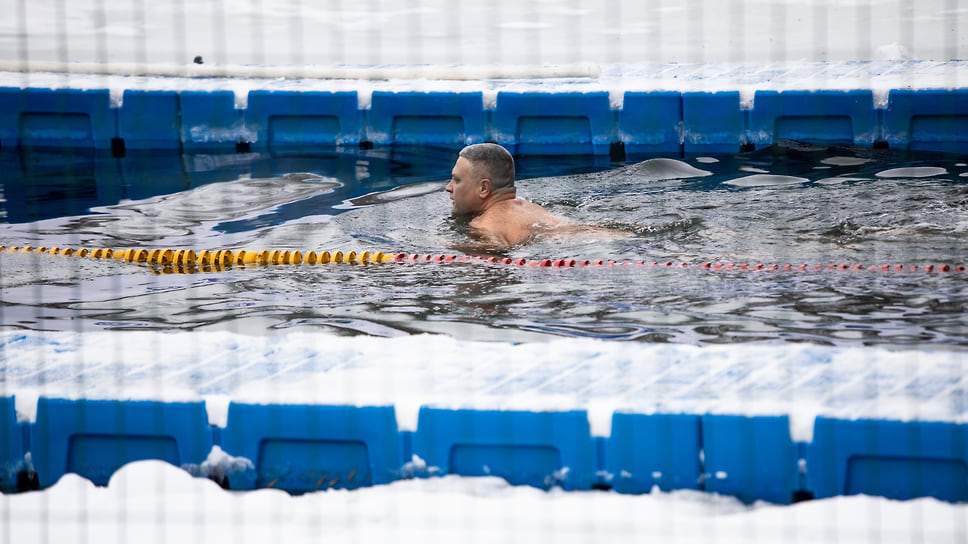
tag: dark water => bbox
[1,142,966,348]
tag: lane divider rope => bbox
[0,246,396,269]
[2,246,965,274]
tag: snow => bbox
[1,60,966,112]
[1,1,967,105]
[1,0,965,67]
[181,446,254,482]
[4,330,967,442]
[2,460,966,544]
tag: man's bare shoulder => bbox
[469,198,570,245]
[482,199,570,224]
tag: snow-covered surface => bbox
[2,59,967,114]
[4,330,966,442]
[3,60,967,112]
[2,461,967,544]
[1,0,964,67]
[1,0,967,110]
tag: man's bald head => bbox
[458,143,515,189]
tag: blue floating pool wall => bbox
[3,87,968,156]
[30,398,213,488]
[883,89,968,154]
[0,396,28,492]
[220,403,403,492]
[118,90,181,150]
[701,414,801,504]
[492,92,614,156]
[618,91,682,155]
[807,417,968,502]
[412,407,598,490]
[4,394,968,504]
[368,91,485,148]
[0,88,115,151]
[604,412,703,494]
[245,90,363,151]
[749,90,879,148]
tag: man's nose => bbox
[445,180,453,192]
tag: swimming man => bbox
[446,143,574,246]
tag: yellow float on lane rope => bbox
[1,245,396,274]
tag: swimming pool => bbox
[1,141,966,348]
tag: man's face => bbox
[446,157,483,216]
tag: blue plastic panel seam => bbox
[795,441,810,494]
[593,436,609,487]
[0,396,25,492]
[743,109,752,149]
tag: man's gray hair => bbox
[459,143,515,189]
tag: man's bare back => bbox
[469,198,572,245]
[446,143,626,247]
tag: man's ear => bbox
[478,178,492,197]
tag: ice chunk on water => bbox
[821,157,873,167]
[876,167,947,179]
[724,174,809,187]
[623,158,713,181]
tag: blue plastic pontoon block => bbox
[31,398,213,488]
[618,91,682,154]
[244,90,362,150]
[883,89,968,153]
[367,91,485,147]
[807,417,968,502]
[682,91,744,154]
[118,90,181,150]
[749,90,877,147]
[412,408,596,490]
[0,87,114,150]
[702,414,799,504]
[220,403,403,493]
[492,92,614,156]
[179,90,244,151]
[604,412,702,494]
[0,396,25,492]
